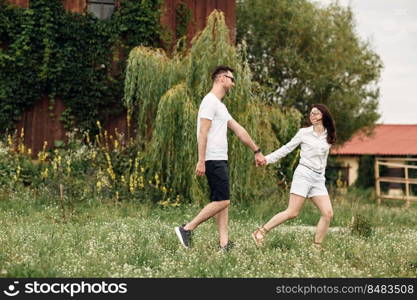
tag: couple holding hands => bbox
[175,65,336,251]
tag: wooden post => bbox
[374,157,381,204]
[405,166,410,208]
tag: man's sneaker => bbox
[219,240,235,252]
[175,224,192,248]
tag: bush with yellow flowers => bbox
[0,126,180,207]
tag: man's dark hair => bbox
[211,65,234,81]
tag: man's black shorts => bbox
[205,160,230,201]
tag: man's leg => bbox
[175,160,230,248]
[175,200,229,248]
[184,200,229,231]
[214,205,229,247]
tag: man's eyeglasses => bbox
[223,75,235,83]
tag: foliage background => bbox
[237,0,384,144]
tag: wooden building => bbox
[3,0,236,153]
[331,124,417,204]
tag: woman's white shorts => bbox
[289,164,328,198]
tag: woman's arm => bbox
[265,129,303,164]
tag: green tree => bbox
[237,0,383,144]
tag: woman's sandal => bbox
[252,226,268,247]
[312,241,323,250]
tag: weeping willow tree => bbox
[123,47,184,140]
[123,11,302,203]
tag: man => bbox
[175,65,265,250]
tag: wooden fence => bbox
[3,0,236,154]
[374,157,417,207]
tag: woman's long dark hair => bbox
[312,104,336,145]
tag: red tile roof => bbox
[331,124,417,155]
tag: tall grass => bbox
[1,187,416,278]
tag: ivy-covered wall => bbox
[0,0,164,140]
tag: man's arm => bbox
[195,118,212,176]
[227,119,266,165]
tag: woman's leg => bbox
[310,194,333,244]
[253,193,306,241]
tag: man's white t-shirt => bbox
[197,92,233,161]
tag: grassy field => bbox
[0,187,416,278]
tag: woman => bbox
[253,104,336,249]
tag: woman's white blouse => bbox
[265,126,331,174]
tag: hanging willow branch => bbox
[123,46,184,140]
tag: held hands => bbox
[196,153,266,175]
[195,161,205,176]
[255,152,267,166]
